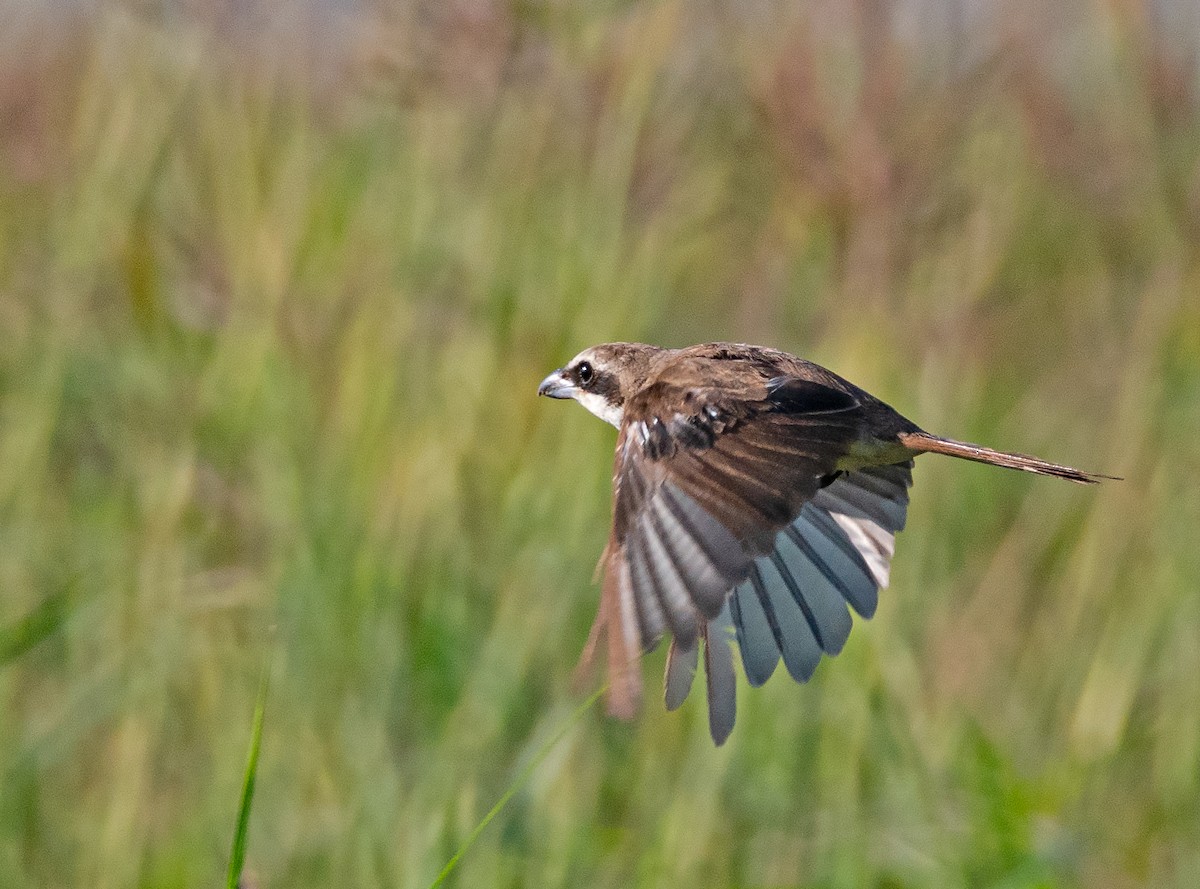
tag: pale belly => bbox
[835,436,917,471]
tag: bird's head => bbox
[538,342,662,427]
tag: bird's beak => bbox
[538,370,576,399]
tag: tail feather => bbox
[898,432,1118,485]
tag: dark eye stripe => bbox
[589,370,619,401]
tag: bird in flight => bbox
[538,342,1111,745]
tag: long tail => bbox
[898,432,1118,485]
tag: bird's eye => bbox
[576,362,594,385]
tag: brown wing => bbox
[616,371,863,634]
[579,363,868,737]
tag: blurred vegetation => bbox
[2,1,1199,887]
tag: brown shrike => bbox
[538,342,1110,744]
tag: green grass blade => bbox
[227,662,271,889]
[0,587,70,667]
[428,685,607,889]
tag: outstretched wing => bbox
[652,463,913,744]
[729,462,914,680]
[580,359,918,742]
[614,374,863,643]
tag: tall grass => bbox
[1,2,1198,887]
[227,660,269,889]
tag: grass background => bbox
[2,1,1199,886]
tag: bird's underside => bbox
[541,342,1111,744]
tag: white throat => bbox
[574,390,624,427]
